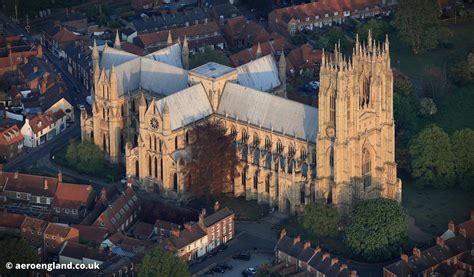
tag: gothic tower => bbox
[277,50,287,98]
[316,32,401,214]
[114,30,121,50]
[167,31,173,46]
[182,35,189,70]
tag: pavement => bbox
[201,253,274,277]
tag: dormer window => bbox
[325,13,329,17]
[334,12,338,16]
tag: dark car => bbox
[232,253,251,260]
[217,244,228,252]
[242,267,257,277]
[212,266,225,274]
[74,86,81,93]
[218,263,233,270]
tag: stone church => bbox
[81,31,401,214]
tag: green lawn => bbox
[402,182,474,235]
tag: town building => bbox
[0,212,25,237]
[21,217,49,248]
[0,124,24,162]
[44,223,80,254]
[223,16,271,48]
[51,180,95,223]
[154,219,180,238]
[210,3,242,25]
[0,35,42,74]
[131,8,210,34]
[71,224,110,246]
[81,32,401,215]
[275,231,357,276]
[269,0,388,36]
[21,110,67,147]
[286,43,323,77]
[42,24,81,58]
[59,241,112,266]
[198,201,234,252]
[161,222,208,261]
[63,41,93,92]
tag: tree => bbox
[451,128,474,189]
[409,125,455,188]
[0,238,39,277]
[345,198,408,262]
[449,61,472,85]
[290,33,306,45]
[395,0,440,54]
[437,27,454,48]
[423,66,450,102]
[65,140,106,175]
[418,97,437,117]
[298,202,341,237]
[356,19,394,42]
[138,247,190,277]
[256,263,281,277]
[318,27,351,53]
[184,120,239,201]
[394,79,415,96]
[189,47,230,69]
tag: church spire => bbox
[92,39,99,67]
[110,64,118,99]
[114,30,121,50]
[278,50,287,98]
[167,31,173,46]
[255,42,262,59]
[182,35,189,70]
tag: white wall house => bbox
[21,110,67,147]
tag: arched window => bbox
[154,157,158,178]
[148,156,152,176]
[302,163,308,178]
[102,107,106,119]
[253,133,259,147]
[330,148,334,177]
[135,160,139,178]
[173,173,178,192]
[242,169,246,190]
[160,158,163,180]
[154,136,157,151]
[265,136,271,150]
[231,127,237,140]
[265,175,270,193]
[288,159,296,174]
[175,136,178,150]
[253,148,260,166]
[300,148,307,161]
[276,140,283,154]
[288,144,295,157]
[149,136,152,149]
[103,134,107,152]
[330,94,336,123]
[361,77,370,108]
[185,131,189,145]
[265,153,272,169]
[362,149,371,189]
[242,145,248,162]
[159,139,162,152]
[241,129,248,144]
[300,188,305,204]
[253,174,258,190]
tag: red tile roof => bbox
[27,110,66,134]
[0,212,26,229]
[2,172,59,198]
[457,212,474,241]
[71,224,109,244]
[122,42,146,56]
[0,125,23,146]
[21,217,48,232]
[162,223,207,250]
[229,34,293,66]
[223,16,270,44]
[45,223,77,238]
[52,28,78,44]
[52,182,94,209]
[286,43,322,74]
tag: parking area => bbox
[201,253,274,277]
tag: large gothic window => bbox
[173,173,178,192]
[135,160,139,178]
[241,129,248,144]
[253,134,260,148]
[148,156,152,176]
[253,174,258,190]
[330,94,336,124]
[361,77,370,108]
[265,175,270,193]
[362,149,371,189]
[154,157,158,178]
[329,148,334,177]
[253,148,260,166]
[265,136,271,151]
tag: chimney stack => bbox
[401,254,409,263]
[459,227,466,238]
[331,257,339,266]
[412,247,421,258]
[14,171,19,178]
[279,229,287,239]
[293,235,301,245]
[322,253,330,261]
[303,241,311,250]
[184,223,192,231]
[448,220,455,232]
[43,179,48,190]
[58,171,63,182]
[214,201,220,211]
[171,227,180,238]
[436,237,445,248]
[339,264,348,272]
[314,246,321,254]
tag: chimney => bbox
[412,247,421,258]
[43,179,48,190]
[459,227,466,238]
[214,201,220,211]
[322,253,330,261]
[314,246,321,254]
[448,220,455,232]
[401,254,409,263]
[350,271,358,277]
[33,66,38,73]
[184,223,192,231]
[293,235,301,245]
[14,171,19,178]
[331,257,339,266]
[171,228,180,238]
[127,177,133,188]
[279,229,287,239]
[201,208,206,217]
[436,237,445,248]
[339,264,348,272]
[58,171,63,182]
[303,241,311,250]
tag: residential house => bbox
[121,28,138,43]
[0,124,24,162]
[54,11,88,32]
[269,0,387,36]
[17,57,54,92]
[0,212,25,237]
[21,217,49,248]
[63,41,92,91]
[154,219,180,238]
[223,16,270,48]
[42,24,80,58]
[59,241,112,266]
[21,110,67,147]
[275,232,357,276]
[71,224,109,246]
[101,232,152,258]
[131,8,210,34]
[0,35,42,74]
[43,223,80,254]
[211,3,242,25]
[2,171,58,207]
[161,223,208,261]
[229,34,293,67]
[135,22,225,53]
[51,179,95,223]
[286,43,323,76]
[128,221,155,240]
[40,85,75,123]
[93,186,141,233]
[198,201,234,252]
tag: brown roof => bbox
[121,42,146,56]
[27,110,66,134]
[130,221,154,238]
[286,43,322,73]
[203,207,233,227]
[458,212,474,241]
[229,34,293,66]
[60,241,112,261]
[137,22,220,47]
[0,212,26,229]
[21,217,48,232]
[52,182,94,209]
[163,223,207,250]
[2,172,59,197]
[0,125,23,146]
[223,16,270,43]
[44,223,77,238]
[71,224,109,244]
[52,28,78,44]
[154,219,179,231]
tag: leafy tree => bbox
[345,198,408,262]
[138,247,190,277]
[418,97,437,117]
[189,47,230,69]
[66,140,106,175]
[184,120,239,201]
[0,238,39,277]
[395,0,440,54]
[437,27,454,48]
[356,19,394,42]
[298,202,341,237]
[66,139,79,165]
[256,263,281,277]
[423,66,450,102]
[449,61,472,85]
[451,128,474,189]
[290,33,306,45]
[394,78,415,96]
[468,52,474,75]
[318,27,351,53]
[409,125,455,188]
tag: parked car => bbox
[217,244,228,252]
[242,267,257,277]
[218,263,233,270]
[233,253,251,260]
[212,266,225,274]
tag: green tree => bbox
[291,33,306,45]
[299,202,341,237]
[66,139,79,165]
[65,141,106,175]
[451,128,474,189]
[418,97,437,117]
[189,47,230,69]
[394,78,415,96]
[356,19,394,42]
[318,27,351,53]
[437,27,454,48]
[0,238,39,277]
[395,0,440,54]
[138,247,190,277]
[409,125,455,188]
[449,61,472,85]
[345,198,408,262]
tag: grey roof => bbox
[236,55,281,92]
[144,44,183,68]
[100,47,138,71]
[217,82,318,142]
[190,62,235,79]
[155,84,213,130]
[203,207,233,227]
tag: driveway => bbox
[201,253,274,277]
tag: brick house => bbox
[42,24,80,58]
[198,201,234,252]
[44,223,80,254]
[269,0,387,37]
[51,177,95,223]
[2,171,58,207]
[21,110,67,147]
[223,16,270,48]
[0,212,25,237]
[0,124,24,162]
[21,217,49,248]
[0,35,42,74]
[63,41,92,92]
[286,43,323,76]
[154,219,180,238]
[161,223,208,261]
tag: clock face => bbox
[326,126,335,138]
[149,117,159,130]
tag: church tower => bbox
[316,32,401,214]
[277,50,287,98]
[182,35,189,70]
[114,30,121,50]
